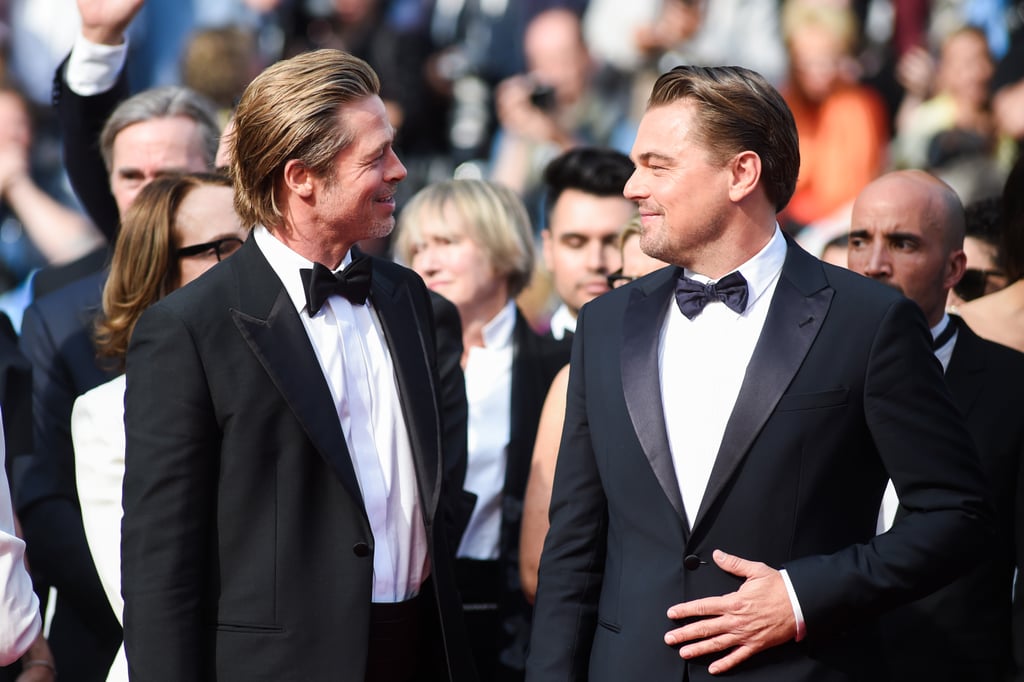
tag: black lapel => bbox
[621,267,688,526]
[368,260,441,524]
[228,240,366,512]
[943,315,985,417]
[691,241,833,536]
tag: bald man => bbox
[848,170,1024,681]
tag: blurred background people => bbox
[949,195,1009,307]
[395,178,569,680]
[72,171,243,682]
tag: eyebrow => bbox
[634,151,674,166]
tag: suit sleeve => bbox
[1013,437,1024,681]
[54,55,127,241]
[526,306,608,680]
[784,298,994,635]
[427,291,475,553]
[122,304,219,680]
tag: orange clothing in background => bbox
[783,85,889,227]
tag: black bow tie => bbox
[300,255,372,315]
[674,271,749,320]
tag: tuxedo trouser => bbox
[366,577,444,682]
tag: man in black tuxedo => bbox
[525,65,993,682]
[847,169,1024,681]
[121,49,476,681]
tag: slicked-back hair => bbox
[648,65,800,212]
[99,86,221,172]
[542,147,635,227]
[229,49,380,230]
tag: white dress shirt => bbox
[876,314,958,533]
[66,32,128,96]
[0,405,41,665]
[254,227,429,602]
[658,227,808,638]
[71,375,129,681]
[457,300,515,560]
[548,303,576,340]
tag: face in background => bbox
[523,8,591,107]
[542,188,631,314]
[311,96,407,244]
[407,205,508,322]
[938,29,993,108]
[0,91,31,151]
[110,115,212,216]
[172,184,246,290]
[625,101,733,271]
[847,173,965,326]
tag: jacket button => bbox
[683,554,702,571]
[352,542,370,557]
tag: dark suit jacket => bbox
[526,240,993,682]
[491,311,570,672]
[878,316,1024,681]
[121,239,477,681]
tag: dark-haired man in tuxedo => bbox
[848,169,1024,681]
[525,65,993,682]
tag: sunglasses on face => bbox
[175,237,244,262]
[953,267,1007,302]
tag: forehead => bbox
[548,189,634,238]
[174,185,238,238]
[112,116,208,166]
[852,180,934,234]
[632,103,698,159]
[337,95,392,151]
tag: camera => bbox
[529,82,557,112]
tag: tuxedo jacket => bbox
[526,239,993,682]
[121,239,477,681]
[878,316,1024,681]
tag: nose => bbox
[412,243,438,275]
[386,148,407,183]
[862,245,891,280]
[623,168,645,201]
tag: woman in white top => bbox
[394,179,570,679]
[72,172,244,682]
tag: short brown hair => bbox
[648,65,800,212]
[230,49,380,230]
[95,172,230,367]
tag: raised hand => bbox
[77,0,145,45]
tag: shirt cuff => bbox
[65,33,128,96]
[779,568,807,642]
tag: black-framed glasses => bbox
[953,267,1007,302]
[175,237,244,262]
[607,269,634,288]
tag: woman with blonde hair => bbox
[71,172,245,682]
[395,178,570,680]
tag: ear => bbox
[944,248,968,292]
[727,151,762,203]
[282,159,315,199]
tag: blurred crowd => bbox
[0,0,1021,327]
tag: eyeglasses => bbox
[953,267,1008,302]
[175,237,244,262]
[607,269,635,288]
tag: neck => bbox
[269,219,355,269]
[460,295,511,351]
[688,214,776,280]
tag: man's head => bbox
[523,8,591,108]
[230,49,405,243]
[848,170,966,326]
[100,86,221,215]
[541,147,635,315]
[625,65,799,273]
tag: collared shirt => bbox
[549,303,576,341]
[457,300,516,560]
[876,314,958,534]
[254,226,429,602]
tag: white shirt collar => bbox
[481,300,517,350]
[253,225,354,315]
[549,303,576,340]
[683,224,787,317]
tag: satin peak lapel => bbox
[621,267,687,524]
[691,248,833,536]
[229,242,366,513]
[369,264,441,523]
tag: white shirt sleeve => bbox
[65,32,129,97]
[779,568,807,642]
[0,407,42,665]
